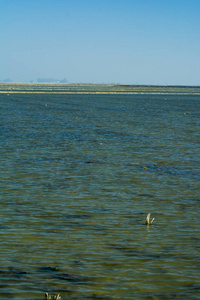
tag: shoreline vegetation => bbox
[0,83,200,95]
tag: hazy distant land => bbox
[0,83,200,95]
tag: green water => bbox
[0,92,200,299]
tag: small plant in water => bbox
[45,292,61,300]
[146,213,155,225]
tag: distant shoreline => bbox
[0,83,200,95]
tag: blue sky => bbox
[0,0,199,85]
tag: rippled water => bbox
[0,93,200,299]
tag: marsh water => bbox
[0,92,200,299]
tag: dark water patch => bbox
[0,268,27,277]
[84,160,102,164]
[0,225,10,230]
[137,193,154,198]
[44,230,64,235]
[55,272,91,283]
[109,245,162,260]
[192,197,200,202]
[63,214,92,220]
[37,266,92,285]
[142,163,200,179]
[86,294,113,299]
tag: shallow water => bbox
[0,93,200,299]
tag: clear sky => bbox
[0,0,199,85]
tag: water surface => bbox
[0,92,200,299]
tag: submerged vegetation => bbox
[146,213,155,225]
[44,293,61,300]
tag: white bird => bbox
[146,213,155,225]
